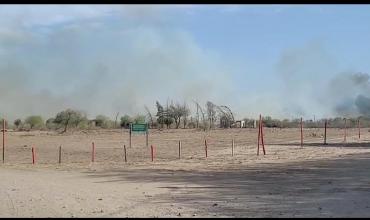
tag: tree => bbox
[54,109,86,133]
[95,115,111,128]
[164,117,174,128]
[168,102,181,129]
[25,116,44,129]
[156,101,165,129]
[14,119,22,129]
[193,100,206,130]
[45,118,57,129]
[206,101,217,129]
[182,102,190,129]
[167,102,190,129]
[120,115,133,128]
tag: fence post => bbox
[32,146,35,165]
[124,145,127,163]
[92,142,95,162]
[300,117,303,147]
[344,118,347,143]
[232,139,234,156]
[129,123,132,148]
[257,114,261,155]
[178,141,181,159]
[261,120,266,155]
[58,145,62,164]
[205,139,208,158]
[2,119,6,163]
[358,119,361,139]
[151,145,154,162]
[324,120,328,145]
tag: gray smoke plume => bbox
[355,95,370,116]
[328,72,370,117]
[278,41,370,119]
[0,5,234,121]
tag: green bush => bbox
[25,116,44,129]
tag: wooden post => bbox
[151,145,154,162]
[129,123,132,148]
[300,117,303,147]
[2,119,6,163]
[58,145,62,164]
[257,115,261,155]
[205,139,208,158]
[124,145,127,163]
[324,120,328,145]
[92,142,95,162]
[261,120,266,155]
[344,118,347,143]
[146,124,149,148]
[178,141,181,159]
[232,139,234,156]
[358,119,361,139]
[32,147,35,165]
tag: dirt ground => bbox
[1,127,370,217]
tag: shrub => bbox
[25,116,44,129]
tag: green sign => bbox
[131,123,148,132]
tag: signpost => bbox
[129,123,149,148]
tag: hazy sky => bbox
[1,4,370,121]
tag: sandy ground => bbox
[1,128,370,217]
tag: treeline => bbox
[1,104,370,132]
[0,109,149,132]
[244,116,370,128]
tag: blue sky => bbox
[1,5,370,120]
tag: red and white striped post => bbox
[91,142,95,162]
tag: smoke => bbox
[278,41,370,119]
[277,41,337,118]
[355,95,370,116]
[0,5,234,121]
[328,72,370,117]
[1,6,370,122]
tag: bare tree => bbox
[156,101,165,129]
[215,105,235,128]
[193,100,206,131]
[206,101,217,129]
[168,101,190,129]
[183,102,190,129]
